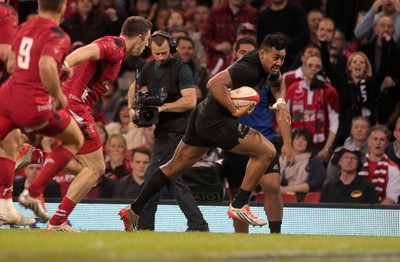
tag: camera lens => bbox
[142,108,155,120]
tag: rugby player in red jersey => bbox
[0,0,84,226]
[0,0,37,227]
[17,16,153,231]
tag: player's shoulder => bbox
[95,36,124,47]
[0,2,17,16]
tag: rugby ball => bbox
[229,86,260,108]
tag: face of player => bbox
[151,40,171,66]
[129,31,151,56]
[130,152,150,179]
[259,47,286,75]
[177,39,194,62]
[351,119,369,143]
[367,130,389,158]
[292,135,308,154]
[338,152,359,173]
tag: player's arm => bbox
[6,49,16,73]
[207,70,251,117]
[0,44,11,64]
[39,55,66,110]
[270,72,295,166]
[64,43,101,68]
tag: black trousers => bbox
[138,132,208,230]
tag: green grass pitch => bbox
[0,229,399,262]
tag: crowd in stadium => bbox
[1,0,400,231]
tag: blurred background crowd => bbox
[7,0,400,205]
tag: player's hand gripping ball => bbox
[229,86,260,110]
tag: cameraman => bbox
[127,31,209,231]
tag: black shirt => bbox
[320,175,379,204]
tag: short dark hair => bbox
[234,37,258,52]
[302,42,320,55]
[292,128,313,152]
[131,146,152,160]
[39,0,66,11]
[176,36,194,47]
[260,34,286,51]
[113,100,128,123]
[121,16,153,38]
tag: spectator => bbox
[152,8,170,31]
[333,29,351,59]
[306,9,324,45]
[319,33,391,149]
[141,125,155,152]
[188,1,210,68]
[283,42,321,88]
[258,0,309,72]
[13,164,61,199]
[61,0,121,45]
[354,0,400,42]
[104,134,132,182]
[113,147,151,199]
[167,10,185,29]
[209,36,258,78]
[175,36,209,102]
[236,22,258,42]
[386,117,400,167]
[359,125,400,204]
[126,0,157,21]
[326,116,371,183]
[315,17,348,75]
[358,16,400,126]
[168,25,189,39]
[94,0,127,21]
[105,100,144,150]
[201,0,258,71]
[280,128,326,202]
[285,55,339,161]
[320,147,379,204]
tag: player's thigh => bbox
[230,128,276,158]
[162,140,209,174]
[37,110,83,148]
[74,148,105,174]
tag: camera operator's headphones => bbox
[151,30,177,54]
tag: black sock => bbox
[131,168,170,214]
[231,188,252,208]
[269,221,282,234]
